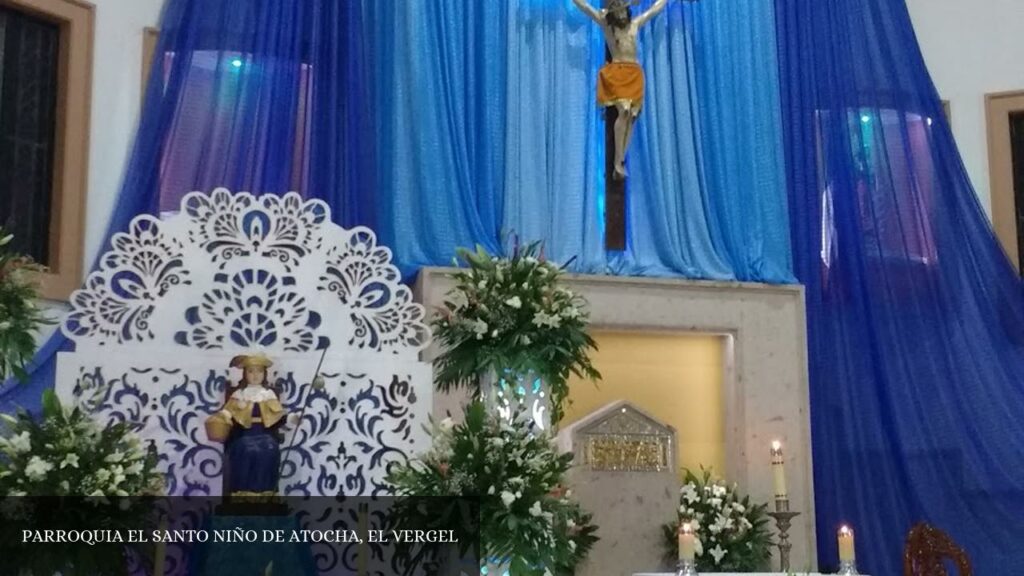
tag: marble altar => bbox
[563,401,679,576]
[417,268,817,569]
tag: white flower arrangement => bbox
[664,468,773,572]
[0,391,166,573]
[0,229,52,382]
[387,402,598,574]
[0,390,164,498]
[431,242,600,424]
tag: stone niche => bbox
[415,268,817,571]
[559,401,679,576]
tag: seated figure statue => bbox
[205,352,287,499]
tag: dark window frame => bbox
[0,0,93,301]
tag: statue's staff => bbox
[278,346,329,479]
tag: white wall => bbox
[37,0,164,337]
[906,0,1024,217]
[84,0,165,266]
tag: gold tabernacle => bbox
[585,434,670,472]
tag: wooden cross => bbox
[604,103,628,250]
[602,0,632,251]
[600,0,695,250]
[603,53,628,251]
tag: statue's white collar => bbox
[231,385,276,403]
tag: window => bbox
[0,5,59,266]
[986,91,1024,273]
[816,107,938,274]
[0,0,93,300]
[141,34,314,215]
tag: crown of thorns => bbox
[607,0,694,9]
[606,0,637,10]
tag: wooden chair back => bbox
[903,522,972,576]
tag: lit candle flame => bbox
[771,441,787,499]
[837,524,856,562]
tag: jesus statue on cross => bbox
[572,0,668,179]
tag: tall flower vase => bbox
[436,545,491,569]
[481,558,513,575]
[478,369,550,432]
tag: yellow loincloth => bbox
[597,61,644,116]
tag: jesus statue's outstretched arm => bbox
[635,0,669,28]
[575,0,669,179]
[571,0,604,25]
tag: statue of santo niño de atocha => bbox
[205,352,289,502]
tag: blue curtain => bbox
[503,0,606,273]
[375,0,793,280]
[777,0,1024,573]
[622,0,793,281]
[3,0,794,412]
[370,0,508,268]
[687,0,793,282]
[1,0,347,412]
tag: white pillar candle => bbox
[678,522,695,561]
[771,440,787,499]
[153,516,167,576]
[838,525,856,562]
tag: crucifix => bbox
[572,0,668,250]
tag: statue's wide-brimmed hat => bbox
[230,352,273,369]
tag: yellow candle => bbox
[153,516,168,576]
[771,440,787,499]
[678,522,695,561]
[838,525,856,562]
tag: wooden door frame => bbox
[141,26,158,95]
[986,90,1024,272]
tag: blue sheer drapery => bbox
[777,0,1024,573]
[688,0,793,282]
[502,0,606,273]
[1,0,345,412]
[622,0,793,281]
[374,0,792,280]
[370,0,508,267]
[3,0,794,429]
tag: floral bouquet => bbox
[432,241,600,424]
[0,228,51,382]
[662,468,773,572]
[387,401,598,575]
[0,390,165,574]
[0,390,164,497]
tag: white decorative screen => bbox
[55,190,433,496]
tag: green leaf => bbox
[41,389,62,419]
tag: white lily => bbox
[6,431,32,454]
[500,491,516,507]
[528,501,543,517]
[24,456,54,481]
